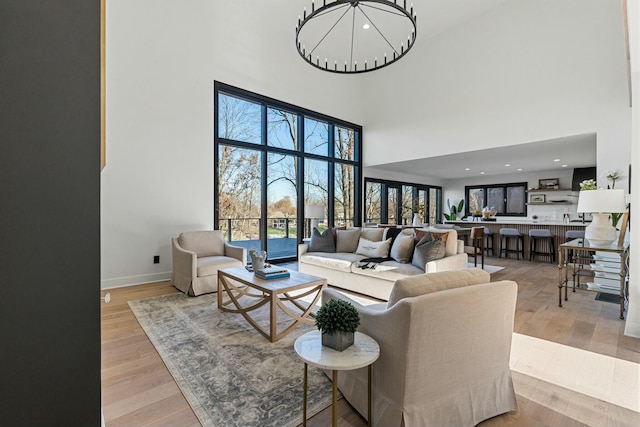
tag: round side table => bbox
[294,330,380,427]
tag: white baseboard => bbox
[101,271,171,289]
[624,319,640,338]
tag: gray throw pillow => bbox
[309,228,335,253]
[411,234,445,270]
[335,228,361,253]
[390,233,415,263]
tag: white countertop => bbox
[446,220,588,227]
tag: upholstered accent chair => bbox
[322,269,518,427]
[171,230,246,296]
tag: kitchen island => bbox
[445,220,589,260]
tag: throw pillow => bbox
[390,233,415,263]
[356,238,392,258]
[335,228,361,253]
[309,228,335,253]
[411,234,446,270]
[382,227,403,247]
[360,227,384,242]
[414,229,449,247]
[330,226,347,244]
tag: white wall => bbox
[625,0,640,338]
[101,0,365,287]
[360,0,631,177]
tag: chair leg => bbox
[529,237,534,261]
[499,236,503,258]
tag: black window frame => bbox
[364,177,442,225]
[214,81,363,261]
[464,182,528,217]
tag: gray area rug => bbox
[129,293,333,427]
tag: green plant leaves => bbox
[315,299,360,334]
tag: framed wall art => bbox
[538,178,559,189]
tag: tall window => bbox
[465,182,527,216]
[215,82,362,262]
[364,178,442,225]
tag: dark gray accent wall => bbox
[0,1,101,425]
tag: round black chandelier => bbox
[295,0,418,74]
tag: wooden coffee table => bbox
[217,267,327,342]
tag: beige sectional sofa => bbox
[298,227,468,300]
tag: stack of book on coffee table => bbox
[254,266,290,280]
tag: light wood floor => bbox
[101,257,640,427]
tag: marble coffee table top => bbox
[294,330,380,370]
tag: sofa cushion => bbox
[196,255,243,277]
[390,232,415,263]
[351,260,424,282]
[309,228,336,252]
[360,227,385,242]
[336,228,361,253]
[387,268,491,308]
[412,234,445,270]
[178,230,225,257]
[356,237,392,258]
[300,252,366,272]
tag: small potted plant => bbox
[315,299,360,351]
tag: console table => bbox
[558,238,629,319]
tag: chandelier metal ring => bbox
[295,0,417,74]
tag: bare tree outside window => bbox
[215,84,361,259]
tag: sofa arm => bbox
[224,242,246,265]
[172,238,197,279]
[425,252,468,273]
[298,243,309,257]
[456,239,464,254]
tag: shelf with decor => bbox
[527,201,573,205]
[527,188,574,193]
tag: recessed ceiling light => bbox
[505,164,511,167]
[553,159,560,162]
[517,168,522,171]
[480,171,485,175]
[465,168,470,171]
[562,164,568,167]
[363,23,370,29]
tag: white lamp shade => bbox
[305,204,324,219]
[576,189,626,213]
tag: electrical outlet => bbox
[154,255,160,264]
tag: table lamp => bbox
[305,204,324,233]
[576,189,626,246]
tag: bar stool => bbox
[484,227,494,256]
[499,228,524,259]
[528,229,555,263]
[464,226,485,269]
[565,230,585,263]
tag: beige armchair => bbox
[322,269,518,427]
[171,230,246,296]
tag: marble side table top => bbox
[294,330,380,370]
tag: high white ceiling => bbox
[290,1,599,180]
[368,133,597,180]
